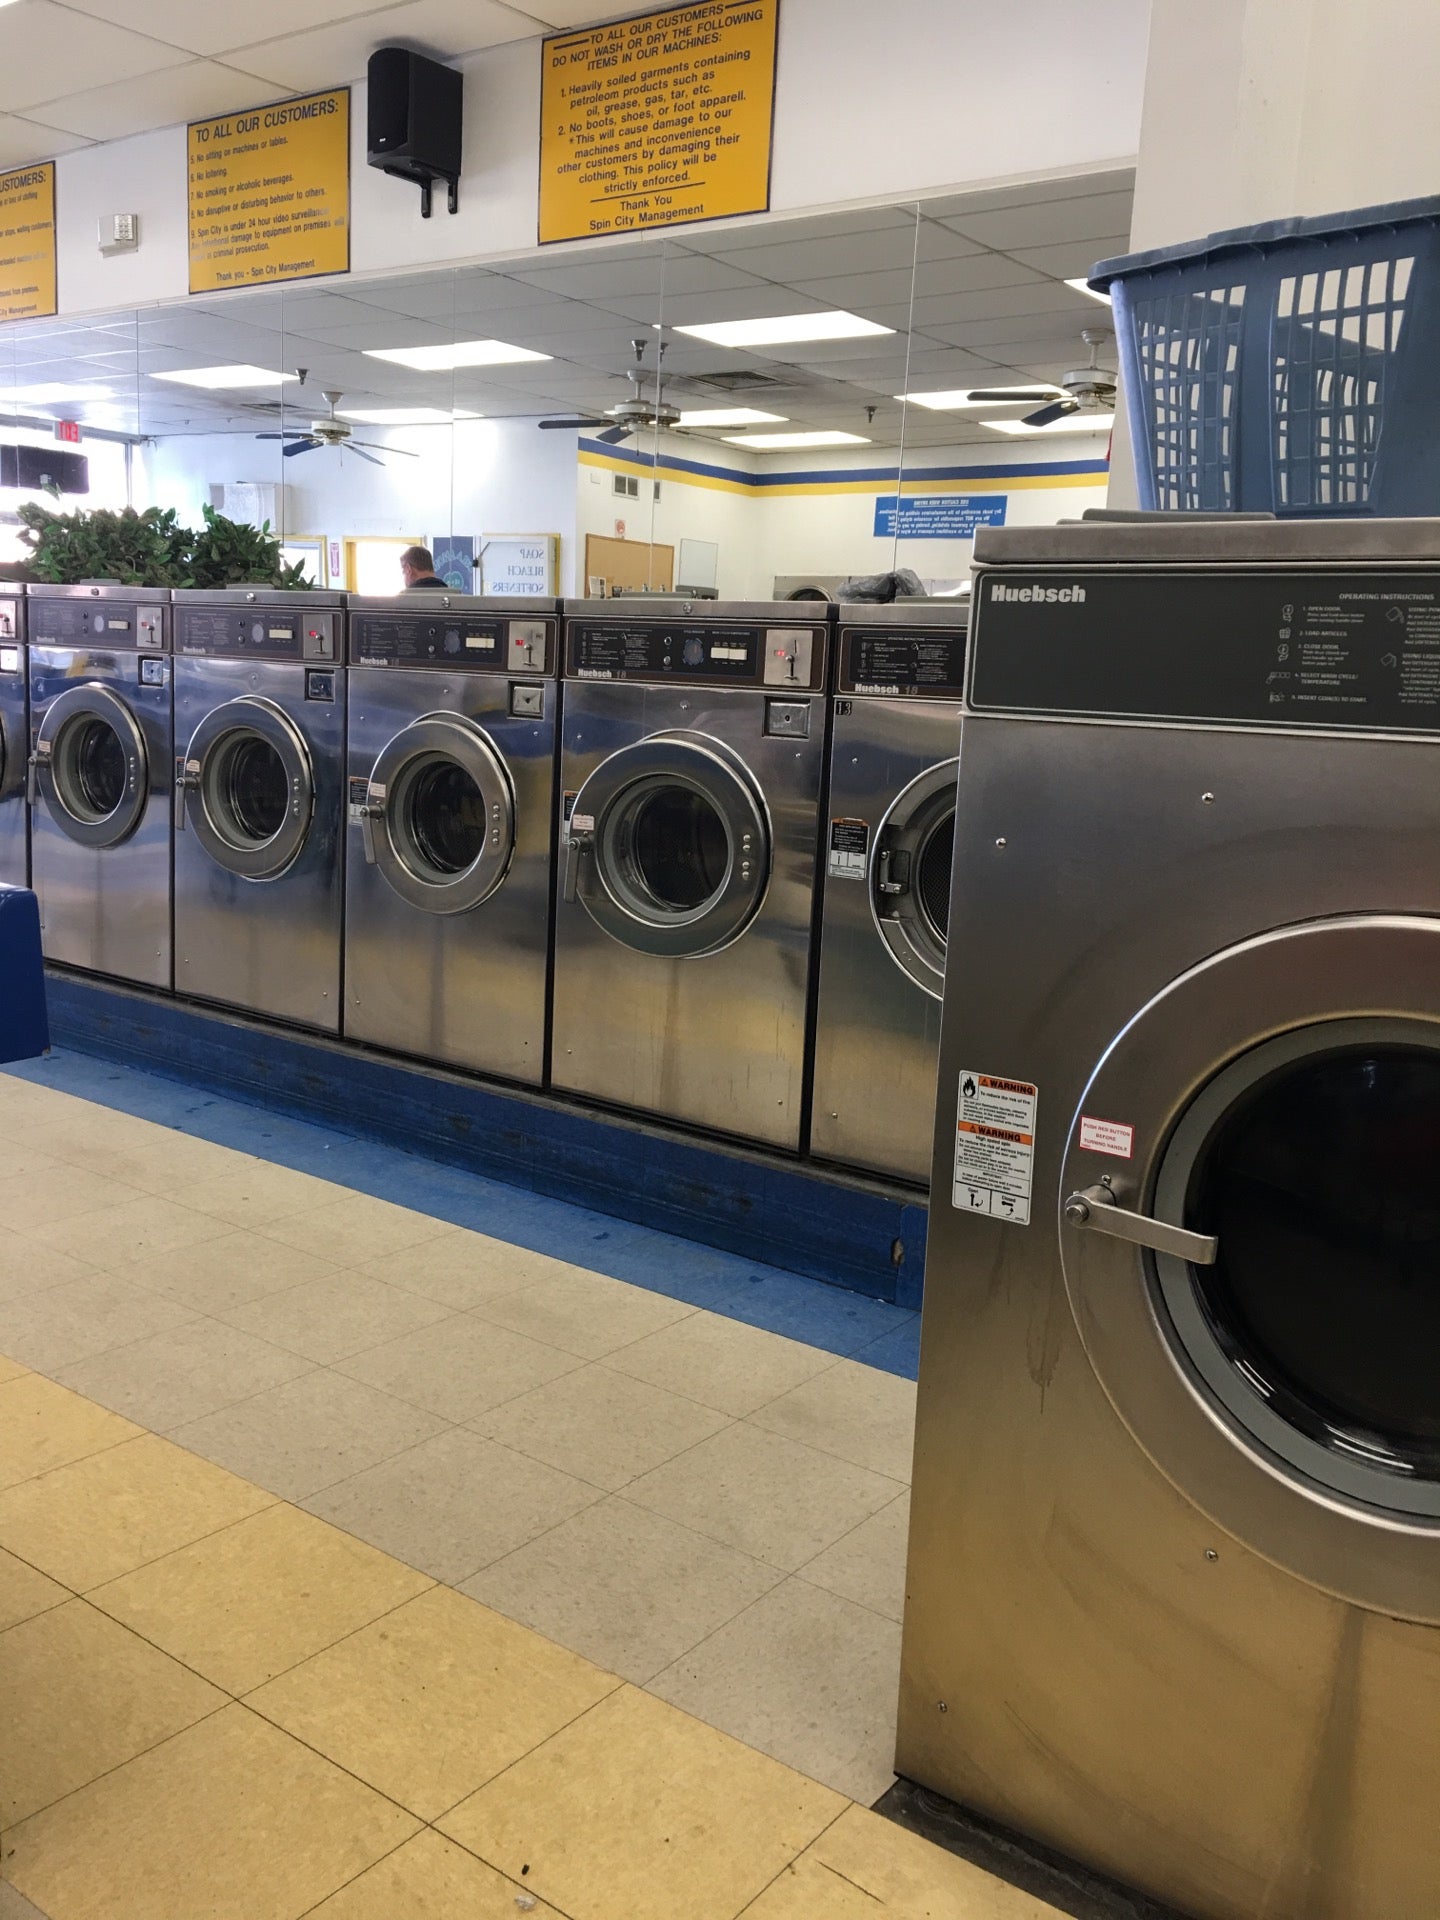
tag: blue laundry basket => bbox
[1090,196,1440,516]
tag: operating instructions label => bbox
[953,1071,1037,1224]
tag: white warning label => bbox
[1079,1115,1134,1159]
[952,1070,1037,1224]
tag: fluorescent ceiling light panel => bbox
[1066,277,1113,304]
[723,429,871,449]
[9,383,115,404]
[895,385,1065,411]
[364,340,551,371]
[153,365,295,390]
[338,407,481,424]
[984,411,1115,435]
[676,311,894,348]
[676,407,788,427]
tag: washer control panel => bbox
[566,620,826,689]
[350,612,556,673]
[840,623,968,697]
[29,597,169,652]
[175,607,341,661]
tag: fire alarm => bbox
[98,213,139,256]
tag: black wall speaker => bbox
[367,47,463,217]
[1,444,89,494]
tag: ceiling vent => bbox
[689,369,790,393]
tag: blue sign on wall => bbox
[872,494,1009,539]
[429,535,475,592]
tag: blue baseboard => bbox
[42,973,929,1307]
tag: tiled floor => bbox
[0,1063,1062,1919]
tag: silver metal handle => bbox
[26,745,43,808]
[358,803,379,866]
[174,759,197,832]
[563,826,592,903]
[1064,1183,1218,1265]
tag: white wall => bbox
[143,416,579,590]
[576,432,764,597]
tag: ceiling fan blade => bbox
[963,389,1061,404]
[1020,398,1081,428]
[595,424,632,446]
[255,432,304,441]
[349,446,385,466]
[539,416,604,430]
[351,439,418,456]
[280,439,322,457]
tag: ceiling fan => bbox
[965,328,1117,427]
[538,338,683,445]
[255,390,419,466]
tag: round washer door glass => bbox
[569,731,771,958]
[871,757,958,999]
[180,697,313,880]
[365,714,515,915]
[33,683,150,849]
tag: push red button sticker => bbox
[1079,1115,1134,1159]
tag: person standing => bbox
[399,546,447,590]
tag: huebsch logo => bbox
[990,582,1087,603]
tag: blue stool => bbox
[0,887,50,1064]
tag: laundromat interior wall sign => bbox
[539,0,779,244]
[188,88,350,294]
[0,162,56,320]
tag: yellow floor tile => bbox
[0,1353,28,1384]
[0,1372,141,1491]
[0,1543,68,1630]
[248,1584,619,1820]
[4,1703,420,1920]
[0,1432,277,1590]
[0,1598,226,1825]
[89,1501,432,1694]
[439,1684,845,1920]
[747,1805,1069,1918]
[308,1827,564,1917]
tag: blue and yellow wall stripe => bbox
[578,436,1109,498]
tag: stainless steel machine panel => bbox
[26,585,171,987]
[0,595,27,887]
[343,595,559,1082]
[552,601,829,1150]
[900,521,1440,1920]
[172,591,345,1031]
[811,605,965,1182]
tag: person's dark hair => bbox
[401,545,435,573]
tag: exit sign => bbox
[54,420,81,444]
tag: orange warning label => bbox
[953,1070,1037,1224]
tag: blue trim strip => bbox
[24,976,928,1369]
[579,436,1108,488]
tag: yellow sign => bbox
[540,0,778,244]
[0,162,56,321]
[188,88,350,295]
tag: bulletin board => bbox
[584,534,675,596]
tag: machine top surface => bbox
[26,582,173,603]
[348,593,561,615]
[349,602,557,673]
[173,588,347,608]
[565,600,828,691]
[969,553,1440,736]
[837,602,968,699]
[973,516,1440,567]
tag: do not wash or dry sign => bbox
[188,88,350,294]
[540,0,778,244]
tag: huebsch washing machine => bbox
[0,593,28,887]
[343,594,559,1082]
[899,520,1440,1920]
[810,602,966,1183]
[172,589,346,1031]
[26,584,171,986]
[552,599,829,1150]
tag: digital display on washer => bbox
[175,609,337,661]
[970,568,1440,732]
[28,599,166,650]
[350,613,509,666]
[840,627,967,696]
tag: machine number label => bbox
[953,1071,1037,1224]
[1079,1115,1134,1159]
[828,817,870,880]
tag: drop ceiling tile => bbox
[706,223,976,284]
[945,191,1137,252]
[231,0,548,90]
[928,312,1110,353]
[0,113,90,166]
[1011,237,1130,279]
[512,254,762,302]
[679,206,918,255]
[919,169,1135,223]
[0,4,190,112]
[23,60,278,142]
[62,0,400,58]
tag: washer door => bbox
[566,730,771,958]
[178,697,313,881]
[360,713,515,915]
[32,683,150,849]
[1058,914,1440,1622]
[871,757,957,999]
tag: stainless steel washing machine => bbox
[810,603,966,1183]
[26,584,171,987]
[0,593,27,888]
[343,594,559,1082]
[552,599,829,1150]
[172,590,345,1031]
[900,519,1440,1920]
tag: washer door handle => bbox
[1064,1183,1218,1265]
[26,739,48,808]
[563,816,594,903]
[174,756,199,832]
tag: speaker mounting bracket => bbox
[418,174,460,218]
